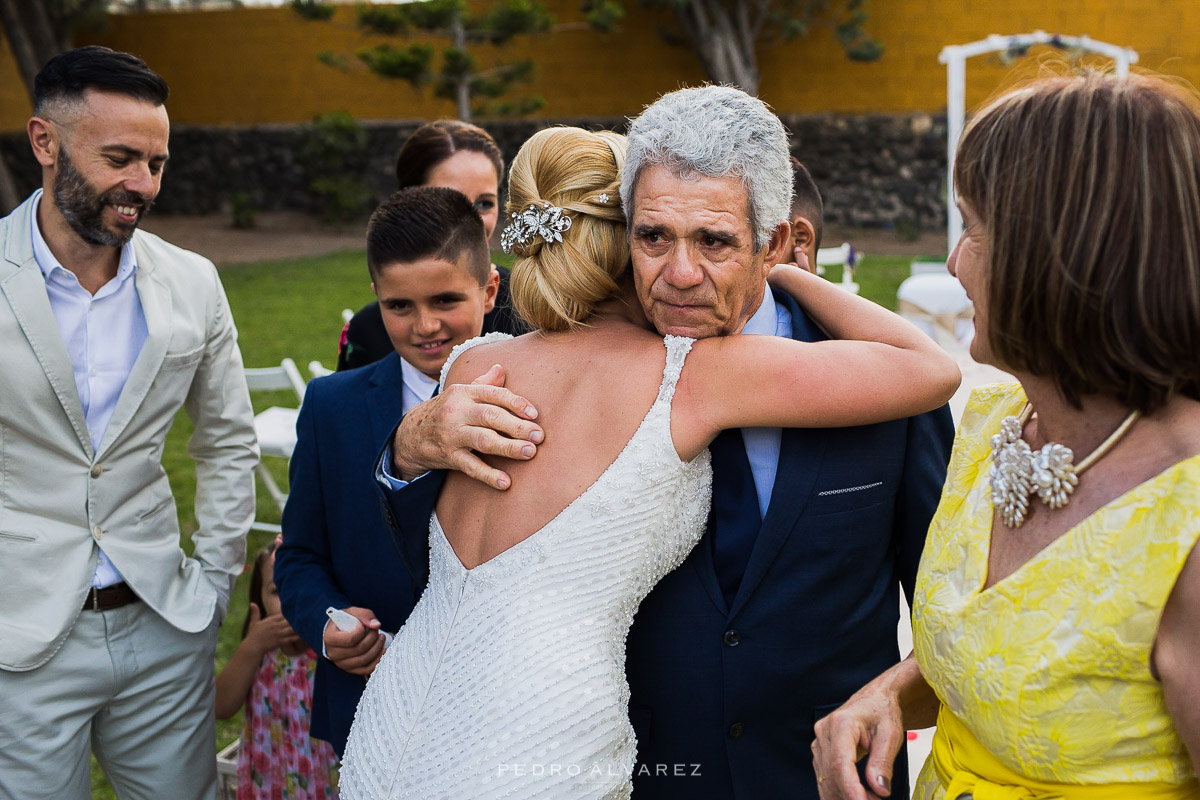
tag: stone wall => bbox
[0,112,948,231]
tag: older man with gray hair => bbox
[378,84,953,799]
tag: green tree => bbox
[621,0,882,95]
[298,0,559,122]
[0,0,111,211]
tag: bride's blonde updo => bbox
[505,127,629,331]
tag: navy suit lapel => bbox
[728,429,828,618]
[366,352,407,448]
[727,290,829,619]
[689,536,730,616]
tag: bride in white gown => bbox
[339,127,959,799]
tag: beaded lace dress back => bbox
[340,334,713,799]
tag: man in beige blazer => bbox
[0,48,257,799]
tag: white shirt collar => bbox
[29,189,138,283]
[399,356,439,403]
[740,283,779,336]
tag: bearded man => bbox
[0,47,257,799]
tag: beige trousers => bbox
[0,600,219,800]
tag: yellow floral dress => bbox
[912,384,1200,799]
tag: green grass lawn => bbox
[89,249,922,797]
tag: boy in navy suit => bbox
[275,186,498,755]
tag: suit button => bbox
[92,525,104,540]
[723,629,741,647]
[90,464,104,478]
[728,722,745,739]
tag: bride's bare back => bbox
[436,318,674,570]
[433,260,965,571]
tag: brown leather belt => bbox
[82,582,140,612]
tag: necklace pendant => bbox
[989,402,1139,529]
[990,434,1034,529]
[1032,443,1078,510]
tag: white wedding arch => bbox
[937,32,1139,254]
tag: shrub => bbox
[299,112,372,224]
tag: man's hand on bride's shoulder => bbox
[392,364,545,490]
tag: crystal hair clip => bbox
[500,202,573,253]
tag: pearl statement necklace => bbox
[990,403,1141,528]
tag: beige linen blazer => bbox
[0,195,259,671]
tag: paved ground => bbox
[140,212,367,265]
[141,212,950,266]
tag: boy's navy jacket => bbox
[275,352,414,756]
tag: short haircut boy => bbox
[366,186,490,282]
[790,157,824,251]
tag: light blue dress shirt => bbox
[30,190,147,588]
[736,283,791,518]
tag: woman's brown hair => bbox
[394,120,504,189]
[956,71,1200,413]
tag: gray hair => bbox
[620,85,793,250]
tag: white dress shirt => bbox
[737,283,792,518]
[30,190,147,588]
[399,356,439,414]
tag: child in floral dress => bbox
[216,538,339,799]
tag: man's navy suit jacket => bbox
[275,352,415,757]
[381,291,954,798]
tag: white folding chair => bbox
[216,739,239,799]
[243,358,307,533]
[815,242,862,294]
[897,262,975,349]
[309,360,334,379]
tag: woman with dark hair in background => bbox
[336,120,522,371]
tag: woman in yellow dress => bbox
[810,71,1200,799]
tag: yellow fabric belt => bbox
[930,708,1199,800]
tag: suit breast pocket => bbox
[161,345,205,372]
[805,479,890,516]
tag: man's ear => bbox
[27,117,57,168]
[482,266,500,313]
[370,281,378,298]
[761,221,791,272]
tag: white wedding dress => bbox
[340,334,712,799]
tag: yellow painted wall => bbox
[66,2,705,127]
[0,34,31,132]
[1,0,1196,132]
[756,0,1195,114]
